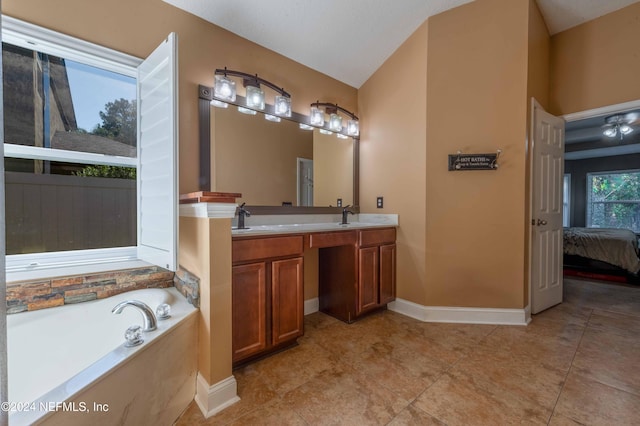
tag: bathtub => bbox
[7,287,198,425]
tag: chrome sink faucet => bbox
[341,205,355,225]
[237,202,251,229]
[112,300,157,332]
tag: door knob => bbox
[537,219,547,226]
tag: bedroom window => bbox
[563,174,571,227]
[586,170,640,233]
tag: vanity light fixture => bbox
[319,129,333,135]
[210,99,228,108]
[310,101,359,137]
[265,114,281,122]
[237,106,257,115]
[214,68,291,116]
[299,123,314,130]
[336,133,349,139]
[213,74,236,102]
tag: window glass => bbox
[3,40,137,256]
[563,174,570,227]
[586,170,640,233]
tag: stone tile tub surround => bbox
[6,265,200,314]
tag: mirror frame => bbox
[198,84,359,214]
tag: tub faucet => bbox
[237,202,251,229]
[112,300,157,332]
[341,205,355,225]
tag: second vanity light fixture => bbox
[309,101,359,137]
[213,67,292,120]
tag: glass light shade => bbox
[603,127,617,138]
[329,113,343,132]
[246,85,265,110]
[620,124,633,135]
[319,129,333,135]
[265,114,281,122]
[336,133,349,139]
[214,75,236,102]
[210,99,228,108]
[299,123,314,130]
[237,106,257,115]
[310,107,325,126]
[346,119,359,137]
[274,95,292,117]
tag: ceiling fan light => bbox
[620,124,633,135]
[603,127,617,138]
[246,85,265,110]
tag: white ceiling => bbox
[163,0,640,88]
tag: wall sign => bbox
[448,150,501,171]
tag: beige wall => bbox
[359,20,429,304]
[213,107,313,206]
[425,0,529,308]
[313,129,353,207]
[3,0,357,194]
[550,1,640,115]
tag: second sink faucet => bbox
[341,205,355,225]
[237,202,251,229]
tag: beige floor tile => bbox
[227,400,307,426]
[571,328,640,396]
[552,371,640,426]
[387,404,446,425]
[586,308,640,338]
[282,365,409,425]
[413,370,551,426]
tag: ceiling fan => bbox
[602,111,640,141]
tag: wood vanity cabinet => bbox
[357,228,397,315]
[231,235,304,365]
[319,227,396,322]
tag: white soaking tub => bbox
[7,287,198,425]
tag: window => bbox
[586,170,640,233]
[3,17,177,279]
[563,174,571,227]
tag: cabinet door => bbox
[379,244,396,305]
[232,262,267,362]
[357,246,379,314]
[272,257,304,345]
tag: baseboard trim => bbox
[304,297,319,315]
[194,373,240,418]
[388,298,529,325]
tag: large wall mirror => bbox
[198,85,359,212]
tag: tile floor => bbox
[175,278,640,425]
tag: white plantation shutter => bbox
[137,33,178,270]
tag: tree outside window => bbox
[587,170,640,233]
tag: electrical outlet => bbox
[337,198,342,207]
[377,197,383,208]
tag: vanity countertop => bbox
[231,214,398,237]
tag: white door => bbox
[297,158,313,206]
[530,99,565,314]
[137,33,179,271]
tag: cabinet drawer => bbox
[359,228,396,247]
[233,236,303,263]
[307,231,357,248]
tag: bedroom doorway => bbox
[530,99,565,314]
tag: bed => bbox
[563,227,640,283]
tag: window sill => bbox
[7,259,153,284]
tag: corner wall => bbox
[424,0,530,308]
